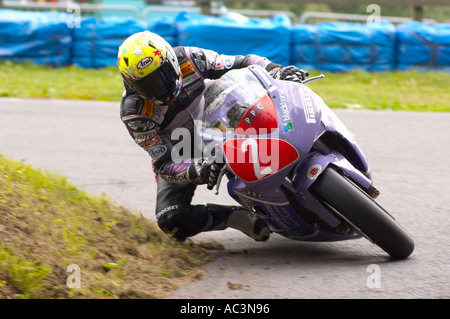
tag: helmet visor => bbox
[125,60,178,102]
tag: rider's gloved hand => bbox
[188,158,224,190]
[271,65,309,83]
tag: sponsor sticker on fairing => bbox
[300,87,316,124]
[307,164,322,180]
[278,89,294,130]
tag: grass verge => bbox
[0,61,449,112]
[0,153,214,299]
[307,69,450,112]
[0,62,450,112]
[0,61,123,101]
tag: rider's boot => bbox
[204,204,270,241]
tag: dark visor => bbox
[125,60,177,102]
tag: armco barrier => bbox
[0,9,449,72]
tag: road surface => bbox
[0,97,449,298]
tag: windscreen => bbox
[201,68,277,134]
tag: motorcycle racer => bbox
[118,31,308,242]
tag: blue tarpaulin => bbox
[148,16,178,46]
[291,21,396,72]
[291,23,316,71]
[71,16,147,68]
[396,22,450,70]
[0,9,71,65]
[0,9,449,72]
[174,12,292,65]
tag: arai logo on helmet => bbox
[137,57,154,70]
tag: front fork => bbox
[278,151,378,234]
[290,151,378,199]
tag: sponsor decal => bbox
[136,56,154,70]
[149,145,167,159]
[243,115,253,126]
[161,174,189,183]
[282,122,294,132]
[153,104,168,124]
[180,61,195,77]
[213,59,224,70]
[249,108,259,118]
[156,204,180,219]
[278,89,292,123]
[127,119,156,132]
[307,164,322,180]
[139,135,162,151]
[331,153,339,161]
[235,95,278,133]
[224,56,235,68]
[133,130,157,144]
[300,87,316,124]
[141,100,155,118]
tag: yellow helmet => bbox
[118,31,181,103]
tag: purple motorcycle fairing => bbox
[196,65,374,242]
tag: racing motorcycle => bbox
[186,65,414,259]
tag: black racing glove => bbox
[188,158,224,190]
[270,65,309,83]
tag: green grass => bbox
[0,61,123,101]
[0,61,449,112]
[0,154,213,299]
[306,69,450,112]
[0,244,52,299]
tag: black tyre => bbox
[311,168,414,259]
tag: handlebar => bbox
[302,74,325,84]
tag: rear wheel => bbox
[311,168,414,259]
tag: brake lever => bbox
[214,164,228,195]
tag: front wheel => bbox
[311,168,414,259]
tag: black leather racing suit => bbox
[120,46,282,241]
